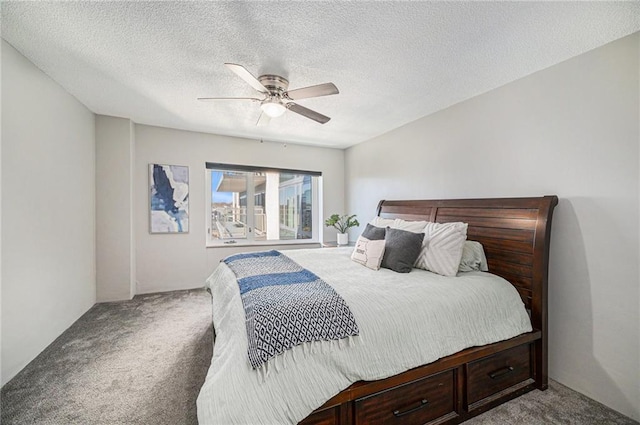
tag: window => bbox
[206,163,321,246]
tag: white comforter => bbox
[196,248,532,425]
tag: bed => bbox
[197,196,558,425]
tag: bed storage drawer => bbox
[354,370,456,425]
[466,343,532,405]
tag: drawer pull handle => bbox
[392,399,429,417]
[489,366,514,379]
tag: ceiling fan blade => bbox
[256,112,271,127]
[287,103,331,124]
[197,97,261,102]
[224,63,269,93]
[285,83,339,100]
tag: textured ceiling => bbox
[2,2,639,148]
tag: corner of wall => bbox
[129,120,137,300]
[95,115,136,302]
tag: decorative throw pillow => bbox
[391,218,428,233]
[361,223,386,240]
[369,216,395,229]
[415,222,468,277]
[381,227,425,273]
[458,241,489,272]
[369,216,428,234]
[351,236,386,270]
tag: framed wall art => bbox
[149,163,189,233]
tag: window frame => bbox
[205,163,322,248]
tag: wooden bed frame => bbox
[300,195,558,425]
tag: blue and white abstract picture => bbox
[149,164,189,233]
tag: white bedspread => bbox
[196,247,532,425]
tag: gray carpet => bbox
[1,289,637,425]
[1,289,213,425]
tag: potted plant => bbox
[324,214,359,245]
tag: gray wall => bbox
[96,116,135,302]
[132,124,345,294]
[1,41,96,385]
[345,33,640,420]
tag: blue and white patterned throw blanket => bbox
[223,250,359,369]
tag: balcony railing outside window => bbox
[206,166,320,246]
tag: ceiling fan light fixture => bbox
[260,100,287,118]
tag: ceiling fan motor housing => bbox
[258,74,289,96]
[256,75,289,117]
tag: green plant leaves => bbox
[324,214,359,233]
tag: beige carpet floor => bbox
[1,289,636,424]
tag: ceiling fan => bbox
[198,63,339,126]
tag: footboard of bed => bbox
[300,331,543,425]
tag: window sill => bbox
[322,241,356,248]
[206,240,320,249]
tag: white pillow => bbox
[351,236,386,270]
[369,216,395,228]
[458,241,489,272]
[369,217,427,233]
[392,218,428,233]
[414,222,468,277]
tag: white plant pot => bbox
[337,233,349,245]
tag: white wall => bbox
[0,41,4,386]
[134,124,345,294]
[346,33,640,420]
[95,116,136,302]
[1,41,96,385]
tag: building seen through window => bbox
[207,165,319,244]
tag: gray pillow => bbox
[381,227,425,273]
[361,223,386,241]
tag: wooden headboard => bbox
[376,196,558,336]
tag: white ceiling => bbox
[2,2,639,149]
